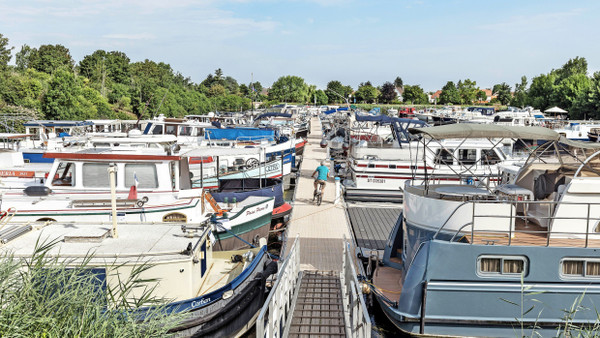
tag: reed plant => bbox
[0,237,182,337]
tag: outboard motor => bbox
[320,139,328,148]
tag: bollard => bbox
[334,176,341,205]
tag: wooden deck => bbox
[288,271,346,337]
[466,219,600,247]
[372,266,403,303]
[347,207,401,251]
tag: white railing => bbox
[256,236,301,338]
[341,241,372,337]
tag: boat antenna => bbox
[152,85,171,119]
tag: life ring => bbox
[246,158,259,169]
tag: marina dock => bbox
[257,116,371,337]
[284,116,351,270]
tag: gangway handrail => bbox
[341,241,372,337]
[256,235,301,338]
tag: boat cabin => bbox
[41,151,191,192]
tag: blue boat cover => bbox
[212,178,284,207]
[205,128,275,141]
[355,113,395,124]
[323,107,350,115]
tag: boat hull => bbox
[165,248,278,337]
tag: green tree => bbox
[0,33,13,71]
[476,90,488,102]
[379,82,397,103]
[355,83,379,103]
[314,89,328,105]
[79,50,131,86]
[554,74,591,118]
[15,44,35,71]
[403,85,428,104]
[511,76,528,108]
[325,80,352,104]
[492,82,512,105]
[457,79,478,104]
[269,75,309,102]
[439,81,460,105]
[43,67,96,120]
[528,73,556,111]
[30,44,74,74]
[554,56,587,82]
[394,76,403,88]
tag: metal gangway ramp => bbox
[289,270,345,336]
[256,238,371,337]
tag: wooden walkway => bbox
[288,271,346,337]
[284,116,351,271]
[347,207,401,250]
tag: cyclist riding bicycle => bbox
[312,160,329,199]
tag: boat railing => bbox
[439,199,600,247]
[340,241,372,337]
[256,235,301,338]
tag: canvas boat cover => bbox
[205,128,275,141]
[212,178,284,207]
[408,124,560,141]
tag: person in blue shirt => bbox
[312,160,329,198]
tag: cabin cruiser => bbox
[0,219,277,337]
[371,124,600,336]
[343,118,525,202]
[0,151,274,251]
[555,121,600,141]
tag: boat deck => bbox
[466,218,600,247]
[288,271,346,337]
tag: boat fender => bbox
[23,186,51,197]
[320,139,328,148]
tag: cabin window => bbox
[179,126,193,136]
[152,125,163,135]
[481,149,501,165]
[82,163,110,187]
[458,149,477,165]
[434,149,454,165]
[165,125,177,135]
[124,164,158,189]
[562,259,600,278]
[478,256,527,276]
[389,164,397,169]
[52,162,75,186]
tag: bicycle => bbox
[313,180,325,206]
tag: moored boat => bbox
[370,125,600,336]
[0,220,277,337]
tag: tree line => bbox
[0,32,599,121]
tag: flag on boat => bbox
[128,172,139,200]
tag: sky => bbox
[1,0,599,92]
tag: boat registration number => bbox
[367,178,386,184]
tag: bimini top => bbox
[408,123,560,141]
[558,136,600,149]
[354,113,395,124]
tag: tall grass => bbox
[0,237,182,337]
